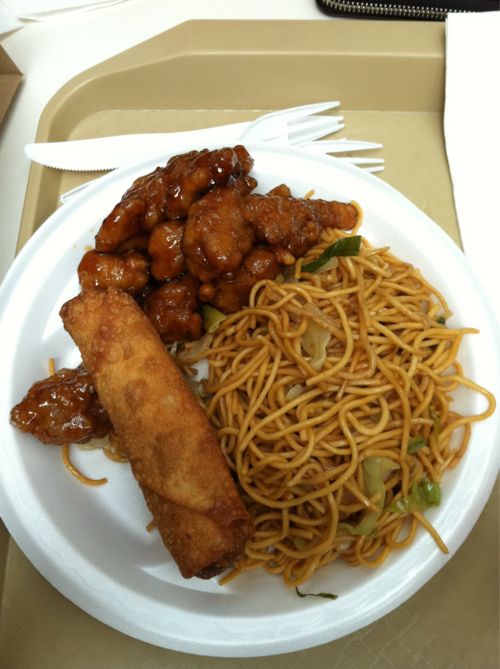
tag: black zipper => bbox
[316,0,499,20]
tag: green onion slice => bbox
[295,587,338,600]
[302,235,362,273]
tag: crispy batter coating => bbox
[144,275,202,344]
[148,221,186,281]
[78,249,149,294]
[182,178,257,283]
[207,247,280,313]
[60,288,253,579]
[244,193,358,257]
[10,365,111,445]
[95,146,254,252]
[182,176,359,304]
[95,198,147,253]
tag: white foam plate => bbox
[0,143,498,657]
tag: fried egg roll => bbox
[60,288,253,579]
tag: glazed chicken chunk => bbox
[182,177,257,283]
[182,180,359,307]
[10,365,111,445]
[95,145,254,252]
[143,275,202,344]
[78,249,149,294]
[76,145,360,342]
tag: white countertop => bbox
[0,0,325,281]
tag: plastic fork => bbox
[25,101,348,171]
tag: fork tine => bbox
[333,157,385,165]
[288,115,343,131]
[258,101,341,123]
[242,102,342,141]
[300,139,383,153]
[363,165,385,173]
[287,117,345,144]
[334,158,385,173]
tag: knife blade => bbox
[25,121,253,171]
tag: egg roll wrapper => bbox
[60,288,253,579]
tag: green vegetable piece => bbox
[388,477,441,513]
[408,435,426,454]
[420,477,441,506]
[202,304,226,333]
[436,316,446,325]
[340,457,399,536]
[302,236,362,273]
[295,587,338,600]
[301,318,331,370]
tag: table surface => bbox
[0,0,324,282]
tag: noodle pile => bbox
[180,225,495,587]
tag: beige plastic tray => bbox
[2,19,498,669]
